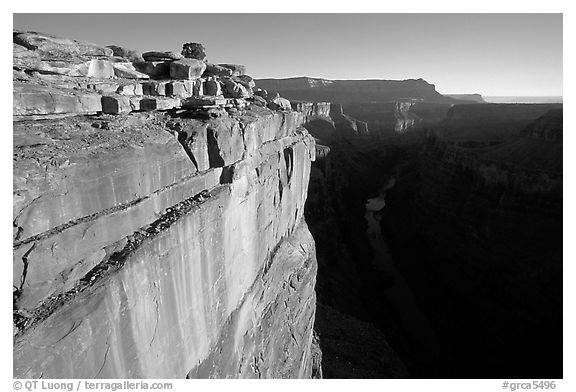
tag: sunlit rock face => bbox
[13,29,322,379]
[13,107,320,379]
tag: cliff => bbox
[255,77,462,135]
[13,31,322,379]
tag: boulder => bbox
[203,63,233,78]
[193,79,204,96]
[267,96,291,111]
[134,61,170,79]
[75,59,115,78]
[142,81,169,96]
[254,88,268,99]
[166,81,194,99]
[221,78,250,98]
[203,79,222,96]
[142,51,183,62]
[235,75,256,89]
[181,43,206,61]
[116,83,143,96]
[218,63,246,76]
[169,59,206,80]
[106,45,144,62]
[113,63,150,79]
[251,95,267,107]
[101,95,132,114]
[14,31,113,59]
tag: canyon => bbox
[13,30,562,379]
[263,77,562,378]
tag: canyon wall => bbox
[301,98,562,378]
[301,107,413,377]
[436,103,562,143]
[380,109,563,378]
[255,77,477,135]
[13,31,324,379]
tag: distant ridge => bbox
[445,94,486,103]
[484,96,563,104]
[255,76,456,104]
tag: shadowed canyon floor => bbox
[300,100,562,378]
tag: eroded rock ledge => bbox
[13,30,330,379]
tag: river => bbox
[365,195,442,375]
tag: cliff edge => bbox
[13,31,323,379]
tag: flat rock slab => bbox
[203,63,233,78]
[101,95,132,114]
[138,97,182,111]
[13,82,102,116]
[182,96,227,108]
[142,51,183,61]
[166,80,195,99]
[13,113,196,241]
[14,31,113,59]
[203,79,222,96]
[134,61,171,79]
[113,63,150,79]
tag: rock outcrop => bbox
[13,30,321,379]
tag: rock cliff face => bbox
[13,31,322,379]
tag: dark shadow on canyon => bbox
[302,106,563,379]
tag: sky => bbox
[13,13,563,96]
